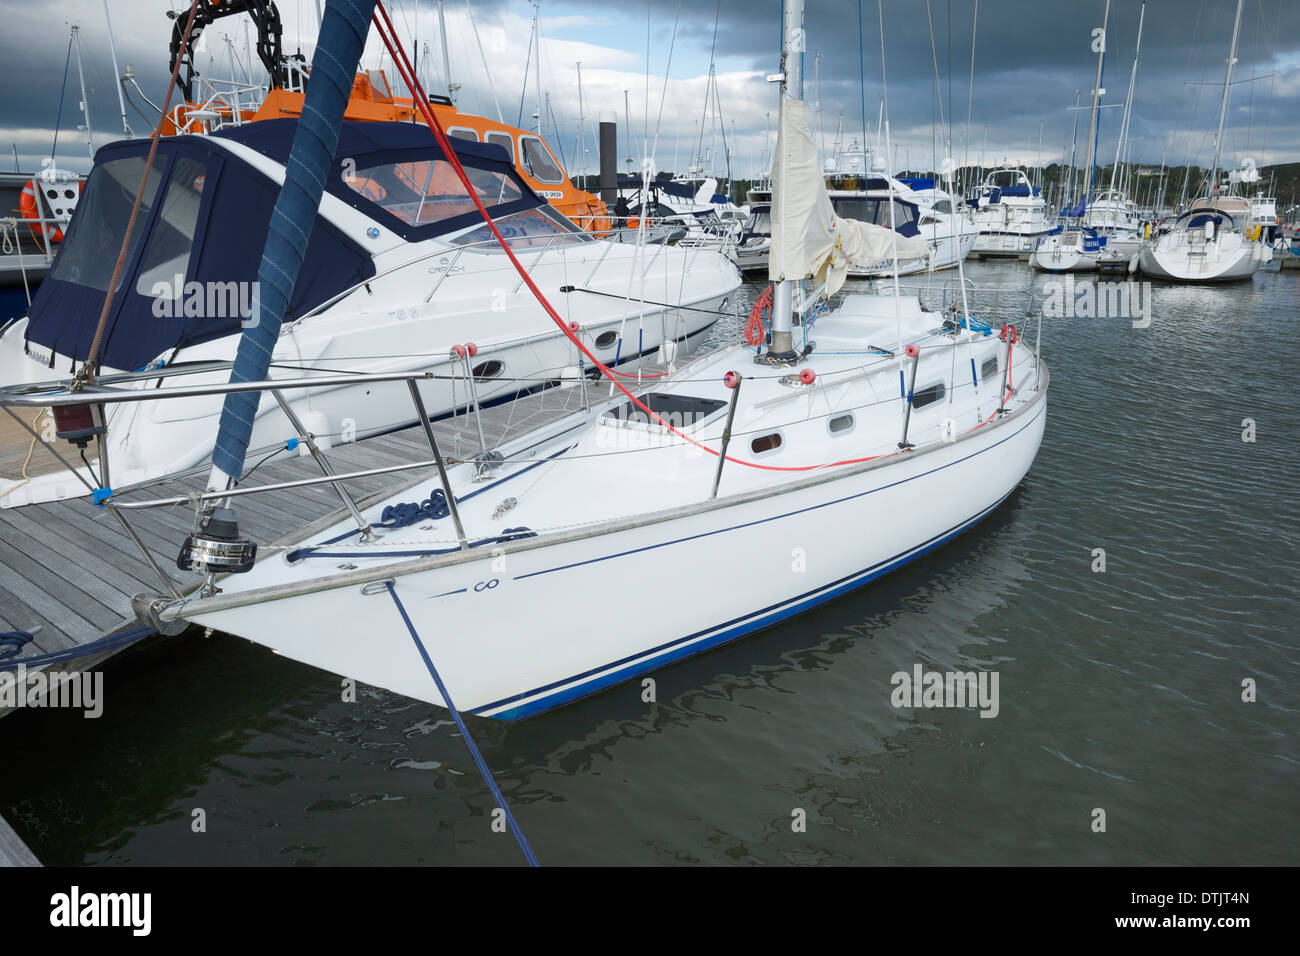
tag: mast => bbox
[768,0,803,362]
[72,25,94,159]
[101,0,132,136]
[1082,0,1111,209]
[437,0,456,103]
[576,61,585,182]
[1210,0,1246,195]
[1109,0,1145,196]
[533,2,543,137]
[1066,89,1081,210]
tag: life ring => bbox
[745,283,774,346]
[19,177,82,244]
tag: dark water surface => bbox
[2,260,1297,865]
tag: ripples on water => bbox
[1,260,1296,865]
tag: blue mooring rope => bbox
[0,631,33,661]
[383,582,539,867]
[0,625,156,672]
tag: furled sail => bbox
[768,97,931,294]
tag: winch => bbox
[177,506,256,575]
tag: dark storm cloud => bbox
[1,0,1297,176]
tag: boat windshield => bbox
[831,197,920,234]
[342,158,523,227]
[450,204,590,249]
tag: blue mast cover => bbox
[212,0,378,481]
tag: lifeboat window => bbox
[342,158,522,226]
[48,155,165,292]
[485,131,513,157]
[471,359,504,380]
[448,127,479,142]
[752,432,783,455]
[594,330,619,349]
[912,382,946,409]
[981,355,999,381]
[519,136,565,184]
[828,413,855,434]
[135,157,208,296]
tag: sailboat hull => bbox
[187,389,1046,720]
[1137,241,1260,282]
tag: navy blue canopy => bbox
[899,177,935,191]
[25,131,374,371]
[215,120,543,242]
[616,175,699,202]
[23,120,541,371]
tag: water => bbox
[2,260,1297,865]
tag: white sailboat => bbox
[1033,0,1147,275]
[143,1,1048,720]
[1139,0,1265,282]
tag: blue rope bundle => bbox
[0,631,34,661]
[379,489,451,528]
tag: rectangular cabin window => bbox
[981,355,999,381]
[912,383,946,409]
[135,157,208,296]
[49,155,166,292]
[448,127,479,142]
[485,131,514,159]
[519,136,565,184]
[342,159,522,226]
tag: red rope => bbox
[371,3,901,473]
[745,283,774,346]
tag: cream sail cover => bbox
[769,97,931,293]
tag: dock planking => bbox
[0,377,605,718]
[0,812,39,867]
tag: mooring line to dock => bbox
[0,624,155,672]
[383,582,539,867]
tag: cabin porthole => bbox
[472,359,505,381]
[594,330,619,350]
[751,432,783,455]
[828,413,855,435]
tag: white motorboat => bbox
[966,168,1055,257]
[0,121,738,507]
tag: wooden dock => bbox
[0,376,603,718]
[0,812,39,866]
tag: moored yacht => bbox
[0,121,738,507]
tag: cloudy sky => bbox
[2,0,1297,181]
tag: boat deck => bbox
[0,812,39,866]
[0,377,605,717]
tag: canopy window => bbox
[48,155,167,293]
